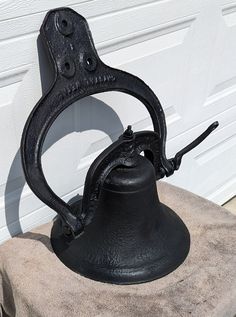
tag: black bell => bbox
[51,154,190,284]
[20,8,218,284]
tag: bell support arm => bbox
[21,8,171,237]
[20,7,219,238]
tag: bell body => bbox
[51,156,190,284]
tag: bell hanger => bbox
[21,7,218,284]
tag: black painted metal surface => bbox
[20,7,219,284]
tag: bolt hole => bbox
[62,19,68,28]
[65,62,70,70]
[86,57,93,66]
[84,55,97,71]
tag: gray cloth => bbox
[1,182,236,317]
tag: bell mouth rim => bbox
[51,203,190,285]
[62,244,190,286]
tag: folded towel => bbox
[1,182,236,317]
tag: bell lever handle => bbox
[171,121,219,171]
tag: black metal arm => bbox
[170,121,219,171]
[20,8,219,237]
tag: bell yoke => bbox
[20,8,219,284]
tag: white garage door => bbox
[0,0,235,243]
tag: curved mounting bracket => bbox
[21,7,218,238]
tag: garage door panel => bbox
[0,0,235,243]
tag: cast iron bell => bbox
[20,8,219,284]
